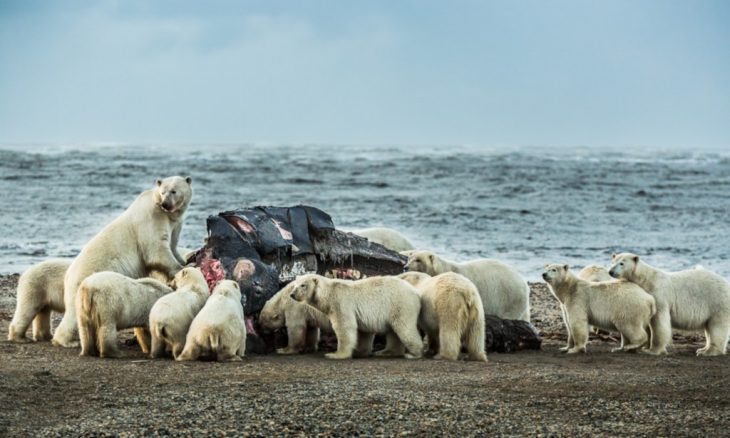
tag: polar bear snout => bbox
[541,272,549,281]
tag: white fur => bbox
[289,274,423,360]
[53,176,192,348]
[405,250,530,321]
[351,227,415,252]
[609,253,730,356]
[577,265,613,282]
[76,272,173,358]
[398,272,487,362]
[148,267,209,359]
[259,283,332,355]
[8,259,72,342]
[177,280,246,362]
[543,263,656,354]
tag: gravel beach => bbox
[1,274,728,436]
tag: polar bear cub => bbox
[53,176,192,348]
[8,259,72,342]
[351,227,416,252]
[177,280,246,362]
[609,253,730,356]
[405,251,530,322]
[543,264,655,354]
[577,265,613,282]
[289,274,423,359]
[148,267,210,359]
[76,272,173,358]
[398,272,487,362]
[259,283,332,355]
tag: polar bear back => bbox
[324,277,421,334]
[18,258,71,312]
[579,280,655,331]
[351,227,416,252]
[449,259,530,321]
[79,272,173,329]
[655,269,730,330]
[187,293,245,341]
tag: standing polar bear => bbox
[177,280,247,362]
[398,272,487,362]
[609,253,730,356]
[8,259,72,342]
[259,283,332,355]
[543,264,655,354]
[351,227,416,252]
[76,272,173,358]
[405,251,530,322]
[148,267,210,359]
[289,274,423,360]
[53,176,192,348]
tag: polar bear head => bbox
[541,263,571,286]
[288,274,321,304]
[258,285,291,331]
[404,251,441,276]
[608,253,640,280]
[212,279,242,302]
[170,267,209,294]
[154,176,193,214]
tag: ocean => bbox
[1,144,729,280]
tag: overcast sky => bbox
[0,0,728,149]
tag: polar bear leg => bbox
[465,321,487,362]
[326,314,357,359]
[567,315,588,354]
[392,324,423,359]
[98,325,121,358]
[304,327,320,353]
[615,323,648,352]
[697,317,730,356]
[171,342,184,359]
[150,334,166,359]
[374,332,405,357]
[278,323,307,354]
[434,325,461,361]
[217,344,242,362]
[176,341,200,361]
[647,308,671,355]
[353,331,374,358]
[559,305,573,352]
[237,335,246,359]
[134,328,152,354]
[31,308,53,342]
[8,300,44,342]
[77,315,97,357]
[52,283,81,348]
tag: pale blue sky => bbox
[1,0,728,149]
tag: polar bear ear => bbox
[563,264,569,271]
[633,255,639,263]
[185,176,192,185]
[611,253,617,260]
[428,254,434,264]
[155,179,162,187]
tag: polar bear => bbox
[609,253,730,356]
[8,259,72,342]
[148,267,209,359]
[259,283,332,355]
[53,176,192,348]
[177,280,246,362]
[404,251,530,322]
[76,272,173,358]
[543,263,655,354]
[289,274,423,359]
[398,271,487,362]
[577,265,613,282]
[351,227,415,252]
